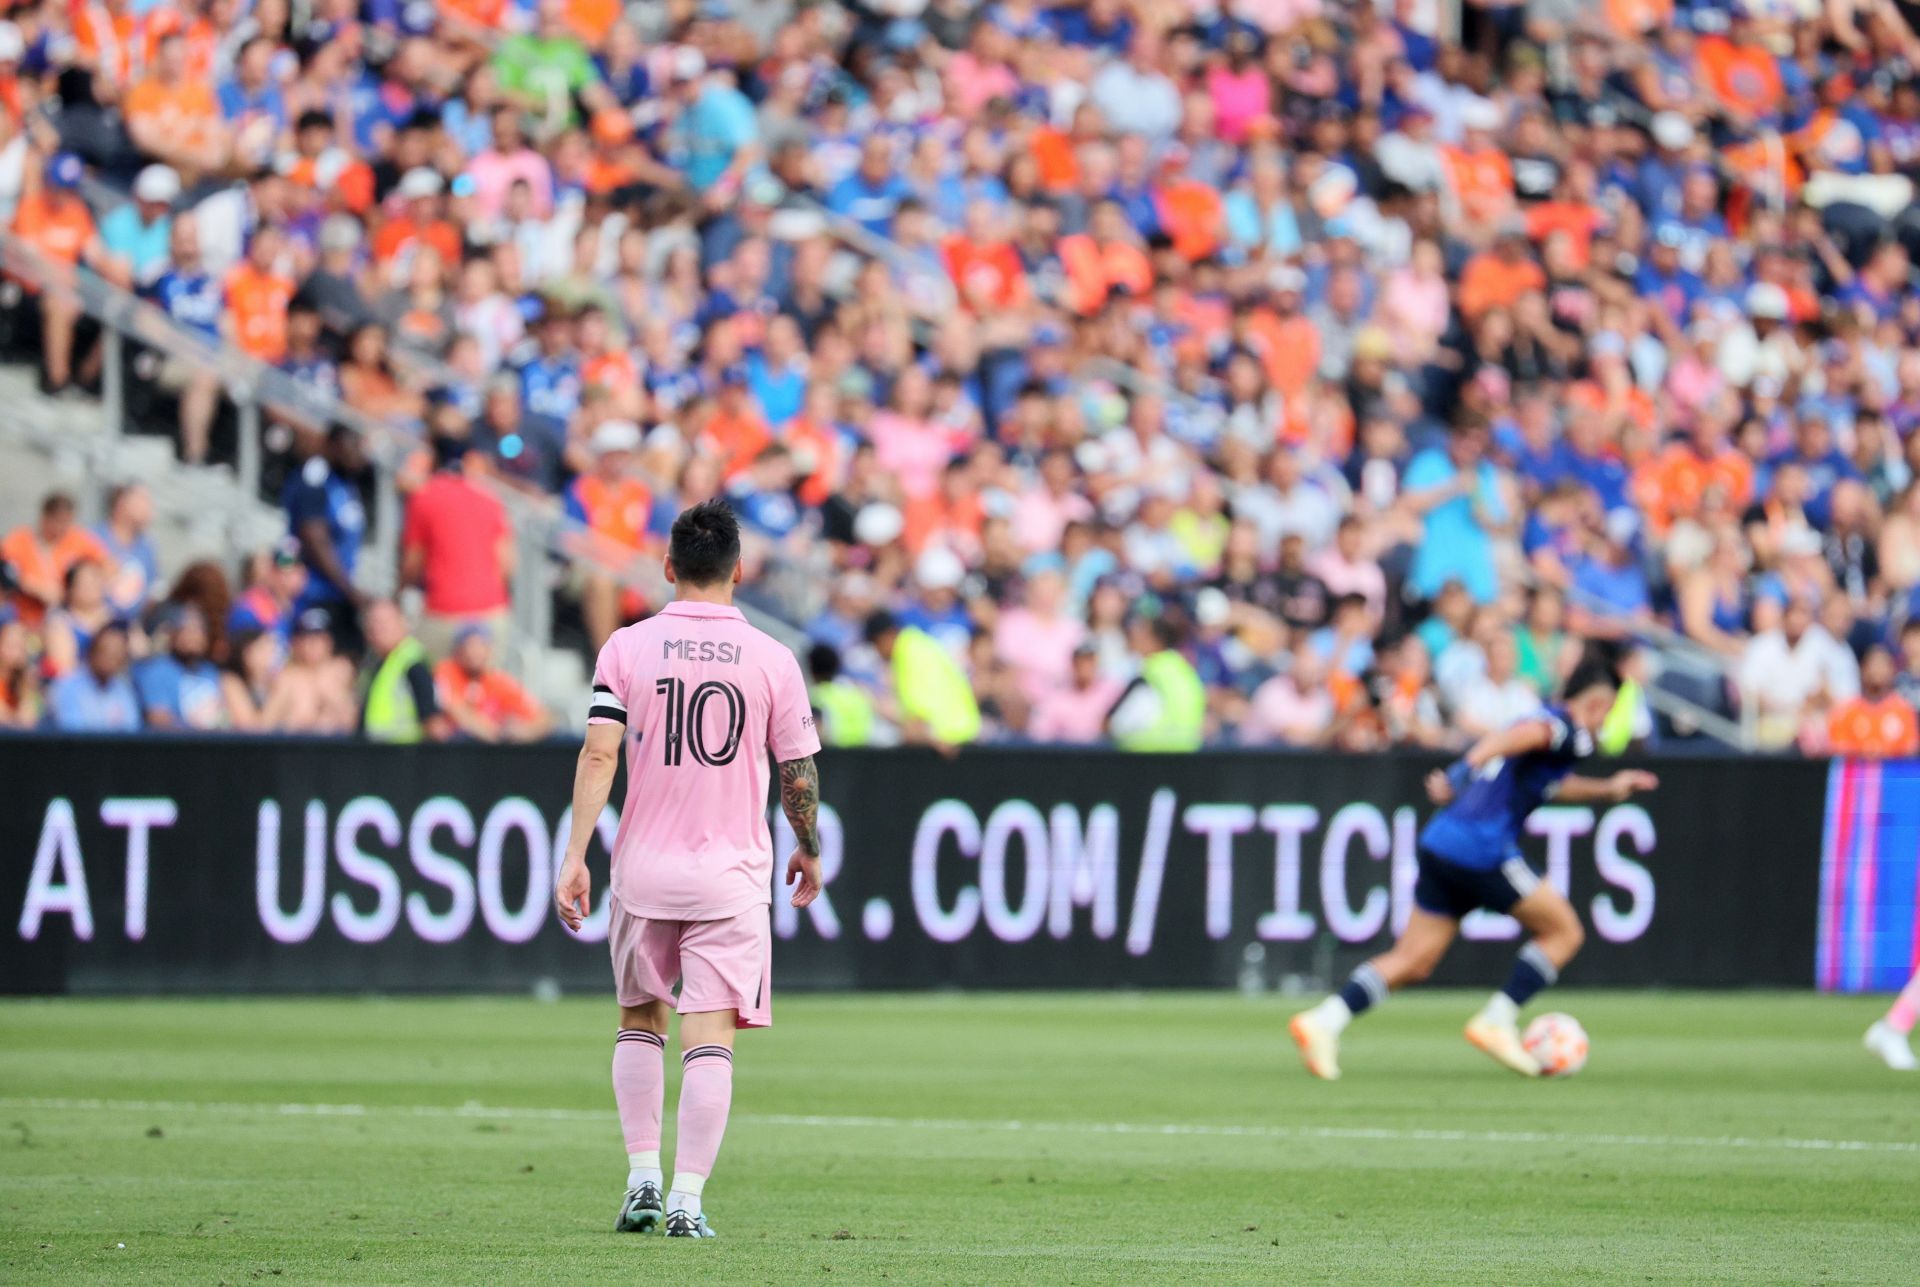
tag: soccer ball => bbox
[1523,1012,1589,1078]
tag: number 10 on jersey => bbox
[654,677,747,766]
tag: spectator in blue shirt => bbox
[726,443,803,540]
[1635,226,1703,328]
[99,166,179,287]
[133,605,227,730]
[92,483,159,623]
[142,214,225,464]
[218,38,289,141]
[284,426,369,644]
[1405,421,1508,604]
[44,624,141,732]
[518,303,583,424]
[672,53,760,195]
[745,315,808,427]
[826,136,913,238]
[1567,511,1652,641]
[1766,416,1861,530]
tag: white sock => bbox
[667,1172,706,1218]
[1310,995,1354,1036]
[1479,992,1519,1027]
[626,1151,662,1192]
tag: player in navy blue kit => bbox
[1289,660,1658,1079]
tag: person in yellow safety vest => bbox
[1107,616,1206,751]
[863,609,980,748]
[1598,675,1650,754]
[359,597,451,743]
[807,641,876,748]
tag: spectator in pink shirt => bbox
[466,106,556,223]
[1029,644,1123,743]
[1205,31,1271,145]
[1011,448,1095,554]
[1308,516,1388,629]
[868,366,958,503]
[995,560,1086,700]
[1225,0,1323,34]
[945,24,1019,120]
[1244,640,1335,746]
[1379,239,1451,364]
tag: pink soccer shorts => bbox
[609,903,772,1029]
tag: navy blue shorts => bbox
[1412,848,1541,920]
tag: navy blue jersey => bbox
[283,457,366,611]
[1419,706,1594,870]
[146,270,223,341]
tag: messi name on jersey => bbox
[663,639,743,664]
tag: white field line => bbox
[1,1096,1916,1157]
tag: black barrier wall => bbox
[0,739,1826,995]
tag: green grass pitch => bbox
[3,991,1917,1283]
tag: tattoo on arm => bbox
[778,754,821,858]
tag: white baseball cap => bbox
[0,22,25,63]
[134,164,181,204]
[853,502,904,547]
[1650,111,1694,151]
[1746,281,1790,321]
[915,546,966,591]
[590,419,643,454]
[1461,98,1503,132]
[397,167,444,200]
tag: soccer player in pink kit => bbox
[554,500,823,1239]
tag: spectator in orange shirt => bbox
[943,200,1029,315]
[564,419,653,650]
[1443,99,1516,233]
[434,624,553,742]
[1457,222,1546,320]
[1243,265,1321,403]
[12,153,120,394]
[225,226,295,363]
[1632,414,1754,538]
[1153,145,1225,262]
[701,366,774,478]
[1828,646,1920,758]
[1058,201,1153,316]
[1,492,110,629]
[785,380,851,509]
[372,168,463,273]
[1696,14,1786,123]
[123,30,228,176]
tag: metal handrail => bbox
[0,233,686,660]
[789,195,957,318]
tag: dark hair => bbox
[808,643,841,682]
[1562,657,1621,701]
[667,499,742,586]
[861,609,900,644]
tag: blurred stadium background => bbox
[3,0,1920,1277]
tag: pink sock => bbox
[673,1045,734,1182]
[1888,972,1920,1035]
[612,1030,665,1155]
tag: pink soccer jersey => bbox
[588,601,821,921]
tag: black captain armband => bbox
[588,683,628,724]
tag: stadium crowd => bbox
[0,0,1918,754]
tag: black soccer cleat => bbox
[664,1209,717,1239]
[615,1182,664,1233]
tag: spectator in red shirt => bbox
[401,408,514,657]
[943,200,1029,314]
